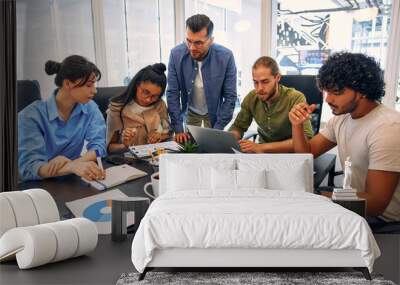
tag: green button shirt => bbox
[229,85,313,143]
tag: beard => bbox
[258,83,278,102]
[329,94,358,115]
[190,48,209,61]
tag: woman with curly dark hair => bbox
[289,52,400,228]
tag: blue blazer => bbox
[166,43,237,133]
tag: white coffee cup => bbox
[144,172,160,199]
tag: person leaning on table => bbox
[166,14,237,143]
[229,56,313,153]
[289,52,400,226]
[18,55,106,182]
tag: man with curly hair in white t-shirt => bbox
[289,52,400,230]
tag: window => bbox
[185,0,262,105]
[103,0,128,86]
[276,0,393,123]
[17,0,95,99]
[17,0,175,91]
[103,0,175,86]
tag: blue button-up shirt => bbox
[18,91,106,181]
[166,43,237,133]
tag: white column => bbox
[383,0,400,108]
[261,0,277,57]
[174,0,186,46]
[50,1,61,60]
[91,0,108,87]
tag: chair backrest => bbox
[17,80,42,112]
[94,86,126,118]
[280,75,323,134]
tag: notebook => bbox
[82,164,147,190]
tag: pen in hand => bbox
[95,150,106,179]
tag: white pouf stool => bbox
[0,189,98,269]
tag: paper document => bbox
[83,164,147,190]
[127,141,180,158]
[65,189,134,234]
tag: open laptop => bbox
[187,125,241,153]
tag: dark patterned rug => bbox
[116,271,396,285]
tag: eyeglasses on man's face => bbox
[185,37,210,48]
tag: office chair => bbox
[280,75,322,134]
[281,75,343,187]
[17,80,42,112]
[242,75,338,188]
[94,86,126,118]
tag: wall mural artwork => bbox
[276,0,392,76]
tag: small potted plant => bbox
[178,141,199,153]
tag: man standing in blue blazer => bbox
[167,14,237,143]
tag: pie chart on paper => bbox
[82,199,112,222]
[65,189,134,234]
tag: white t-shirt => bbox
[189,61,208,115]
[320,104,400,221]
[126,102,163,133]
[127,101,154,114]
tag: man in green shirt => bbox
[229,56,313,153]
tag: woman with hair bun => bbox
[106,63,171,153]
[18,55,106,181]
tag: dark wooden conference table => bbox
[17,157,156,218]
[0,153,336,285]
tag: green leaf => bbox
[178,141,199,153]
